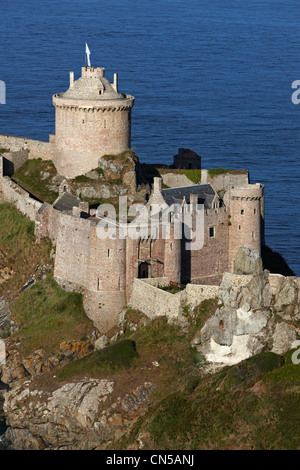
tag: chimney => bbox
[69,71,74,87]
[153,177,162,193]
[112,73,118,92]
[190,193,198,212]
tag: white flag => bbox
[85,43,91,67]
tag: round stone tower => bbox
[52,66,134,178]
[228,183,264,271]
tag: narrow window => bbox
[170,242,173,252]
[238,225,241,231]
[241,209,244,215]
[209,227,215,238]
[107,249,110,258]
[104,119,106,129]
[97,278,100,291]
[254,208,256,214]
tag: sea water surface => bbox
[0,0,299,276]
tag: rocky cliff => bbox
[0,247,299,450]
[191,247,300,368]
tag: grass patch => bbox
[12,158,59,204]
[262,349,300,391]
[0,203,52,298]
[158,284,183,294]
[57,339,138,380]
[183,169,201,184]
[74,174,90,183]
[208,168,229,178]
[216,352,285,391]
[10,274,94,357]
[123,350,299,450]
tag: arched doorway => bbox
[138,262,150,279]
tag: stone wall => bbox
[83,289,126,333]
[0,171,42,222]
[228,184,264,271]
[160,172,194,188]
[0,135,56,162]
[185,283,220,304]
[201,169,249,190]
[1,150,28,176]
[130,278,220,320]
[35,203,60,245]
[130,278,183,319]
[184,206,229,284]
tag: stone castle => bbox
[0,64,265,332]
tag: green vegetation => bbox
[0,147,9,153]
[57,339,138,380]
[74,174,90,183]
[0,204,299,450]
[208,168,229,178]
[10,275,94,357]
[158,284,183,294]
[0,202,35,244]
[109,178,122,185]
[113,349,300,450]
[96,167,104,176]
[182,169,201,184]
[0,203,51,298]
[102,149,137,164]
[12,158,59,204]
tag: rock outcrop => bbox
[2,378,153,450]
[191,248,300,367]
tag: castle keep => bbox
[0,63,265,332]
[52,67,134,178]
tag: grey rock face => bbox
[94,335,109,350]
[192,247,300,367]
[271,322,297,354]
[233,246,263,275]
[2,378,154,450]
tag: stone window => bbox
[107,249,110,258]
[209,227,215,238]
[241,209,244,215]
[170,242,173,252]
[254,208,256,214]
[238,225,241,231]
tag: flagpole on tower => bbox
[85,43,91,68]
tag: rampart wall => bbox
[0,135,56,162]
[0,158,43,221]
[201,169,249,190]
[130,277,220,320]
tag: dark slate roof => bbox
[53,193,81,213]
[161,184,216,209]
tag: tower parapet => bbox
[52,66,134,178]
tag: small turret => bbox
[228,183,264,271]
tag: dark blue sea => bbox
[0,0,299,275]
